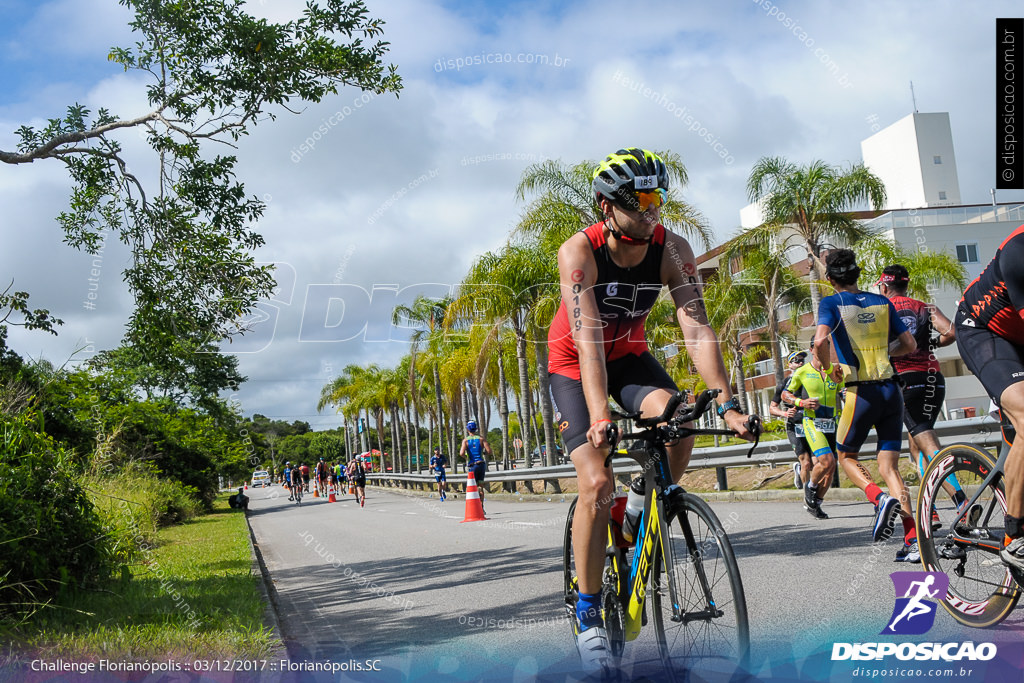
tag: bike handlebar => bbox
[602,389,763,465]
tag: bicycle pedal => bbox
[938,544,967,560]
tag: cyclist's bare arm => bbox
[557,233,613,448]
[663,232,752,440]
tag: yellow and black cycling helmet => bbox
[593,148,670,210]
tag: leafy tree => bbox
[310,432,346,462]
[0,285,64,375]
[1,0,402,387]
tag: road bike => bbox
[562,389,760,679]
[293,478,303,505]
[916,414,1024,627]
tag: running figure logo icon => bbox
[881,572,949,635]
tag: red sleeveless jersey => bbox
[548,223,666,380]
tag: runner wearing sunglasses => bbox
[548,147,754,675]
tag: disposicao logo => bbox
[882,571,948,635]
[830,571,998,663]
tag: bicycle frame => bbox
[925,446,1010,553]
[616,425,737,641]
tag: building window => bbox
[933,155,943,164]
[938,191,947,200]
[956,243,978,263]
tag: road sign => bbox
[513,438,523,448]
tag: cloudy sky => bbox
[2,0,1022,430]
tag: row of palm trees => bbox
[317,152,967,475]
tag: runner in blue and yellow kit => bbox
[814,249,920,560]
[459,421,492,512]
[782,350,843,519]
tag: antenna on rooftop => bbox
[910,81,918,113]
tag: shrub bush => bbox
[84,464,203,563]
[0,412,113,612]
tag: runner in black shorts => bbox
[877,264,965,514]
[770,350,810,489]
[956,225,1024,571]
[547,148,754,674]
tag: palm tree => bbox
[853,233,968,298]
[723,228,812,387]
[700,272,765,413]
[745,157,887,311]
[394,295,453,469]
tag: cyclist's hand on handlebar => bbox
[586,418,614,449]
[723,410,756,442]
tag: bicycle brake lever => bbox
[602,423,619,468]
[745,414,762,458]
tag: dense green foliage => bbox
[0,412,112,610]
[0,350,262,620]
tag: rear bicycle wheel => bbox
[652,493,749,679]
[917,443,1020,627]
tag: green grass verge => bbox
[7,493,275,661]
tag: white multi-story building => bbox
[861,112,962,209]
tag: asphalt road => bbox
[246,484,1024,682]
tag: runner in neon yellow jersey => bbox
[782,354,844,519]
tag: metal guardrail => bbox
[366,416,1003,490]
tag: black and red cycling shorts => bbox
[956,306,1024,407]
[549,352,677,455]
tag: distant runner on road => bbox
[430,447,449,502]
[460,421,492,512]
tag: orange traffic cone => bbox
[461,469,487,523]
[328,484,337,503]
[313,486,319,498]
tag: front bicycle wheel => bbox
[652,493,749,679]
[917,443,1020,628]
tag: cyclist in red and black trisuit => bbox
[955,225,1024,571]
[548,148,753,675]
